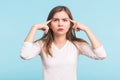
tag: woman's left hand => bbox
[70,20,88,32]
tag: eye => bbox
[53,19,58,22]
[63,19,68,22]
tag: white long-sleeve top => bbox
[20,40,106,80]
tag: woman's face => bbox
[50,11,71,36]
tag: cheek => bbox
[65,23,71,29]
[50,23,57,31]
[50,22,57,26]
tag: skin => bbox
[24,10,102,49]
[50,11,71,49]
[50,11,71,36]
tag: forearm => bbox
[84,27,102,49]
[24,26,37,43]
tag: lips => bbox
[57,28,64,31]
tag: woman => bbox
[20,5,107,80]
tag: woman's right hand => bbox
[32,20,51,34]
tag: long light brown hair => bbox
[36,6,87,57]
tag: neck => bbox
[53,34,67,44]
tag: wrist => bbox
[83,27,89,32]
[31,24,39,30]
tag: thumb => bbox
[44,26,49,34]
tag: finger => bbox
[44,31,47,34]
[44,28,49,34]
[74,26,78,31]
[46,19,52,24]
[76,28,80,31]
[69,19,77,28]
[41,27,46,31]
[74,27,80,31]
[69,19,76,24]
[72,22,77,29]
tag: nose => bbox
[58,20,63,27]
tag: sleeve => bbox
[20,41,42,60]
[80,43,107,60]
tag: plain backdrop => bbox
[0,0,120,80]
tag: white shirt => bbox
[20,40,106,80]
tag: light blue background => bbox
[0,0,120,80]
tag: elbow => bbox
[93,46,107,60]
[20,53,30,60]
[100,52,107,60]
[96,54,107,60]
[98,56,106,60]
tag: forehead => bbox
[53,11,69,19]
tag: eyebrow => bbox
[52,18,69,20]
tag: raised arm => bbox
[20,20,51,60]
[70,20,106,60]
[70,20,102,49]
[24,20,51,42]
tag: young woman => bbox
[20,6,107,80]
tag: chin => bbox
[56,32,67,35]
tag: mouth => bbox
[57,28,64,31]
